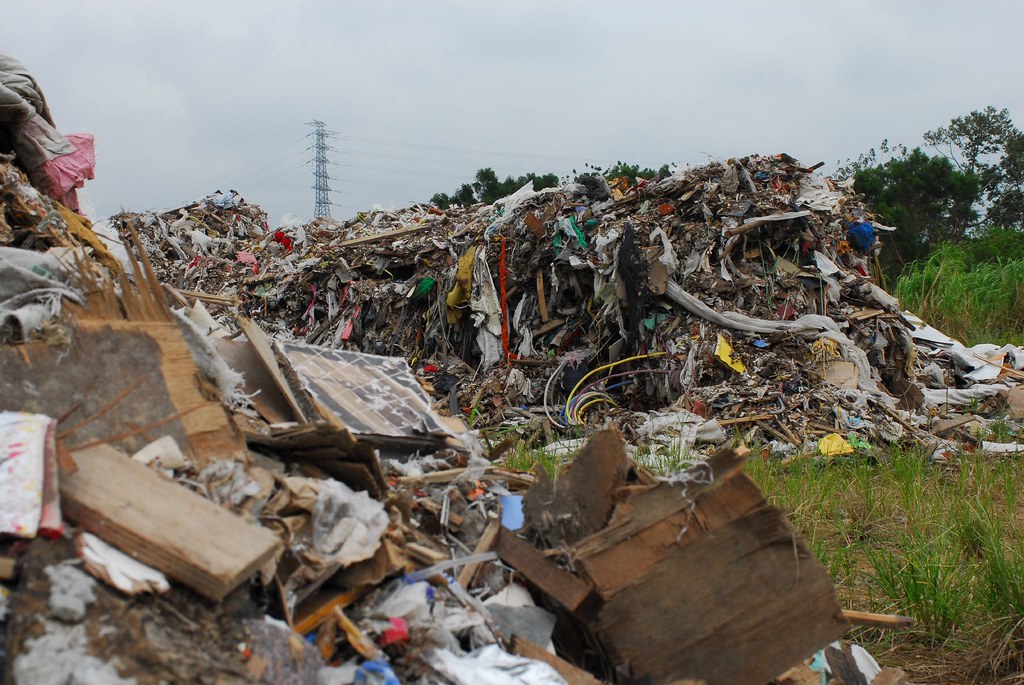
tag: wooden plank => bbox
[724,210,812,237]
[524,427,629,546]
[593,505,847,685]
[495,528,597,616]
[336,225,428,248]
[536,271,549,322]
[532,318,565,337]
[0,557,16,581]
[293,589,365,635]
[237,317,309,422]
[579,474,765,598]
[841,609,916,630]
[213,338,295,424]
[716,413,773,427]
[571,445,750,561]
[0,322,247,466]
[511,636,606,685]
[457,517,500,588]
[61,445,282,601]
[932,413,974,437]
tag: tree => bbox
[430,168,561,208]
[585,161,671,181]
[854,148,980,278]
[430,162,673,208]
[923,106,1024,228]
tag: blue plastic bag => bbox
[847,220,876,251]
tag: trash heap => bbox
[112,153,1003,460]
[0,154,119,275]
[0,154,912,684]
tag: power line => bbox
[155,135,310,209]
[334,133,616,166]
[329,160,467,180]
[335,147,561,175]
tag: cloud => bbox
[3,0,1021,225]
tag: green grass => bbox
[747,447,1024,683]
[895,243,1024,346]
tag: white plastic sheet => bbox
[312,479,388,566]
[0,411,55,538]
[429,645,567,685]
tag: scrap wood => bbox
[457,517,501,588]
[931,413,975,437]
[495,527,597,616]
[524,427,629,546]
[0,556,16,581]
[511,636,606,685]
[404,542,449,565]
[0,321,248,465]
[972,351,1024,380]
[716,413,773,427]
[570,444,750,560]
[724,210,812,236]
[532,317,565,337]
[536,270,549,322]
[417,498,464,528]
[170,286,240,306]
[591,504,847,685]
[293,588,365,635]
[841,609,916,630]
[60,444,282,601]
[774,420,804,446]
[335,224,429,248]
[238,317,308,421]
[396,465,536,488]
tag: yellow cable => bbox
[564,351,667,424]
[575,397,617,423]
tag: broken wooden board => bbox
[512,637,606,685]
[213,337,296,424]
[560,442,847,685]
[577,473,765,598]
[884,375,925,411]
[591,503,847,685]
[1008,384,1024,419]
[293,588,365,635]
[335,224,428,248]
[237,317,309,422]
[571,444,751,561]
[0,320,247,466]
[495,528,597,616]
[61,445,282,601]
[243,422,385,497]
[524,427,629,547]
[931,413,975,438]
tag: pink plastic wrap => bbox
[40,132,95,211]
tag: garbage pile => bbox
[0,153,912,683]
[112,153,1024,462]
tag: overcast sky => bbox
[4,1,1021,226]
